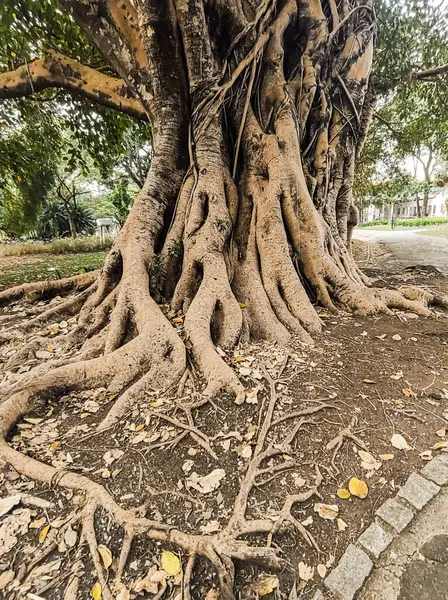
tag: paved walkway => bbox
[354,229,448,274]
[359,487,448,600]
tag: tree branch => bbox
[412,63,448,80]
[0,52,147,121]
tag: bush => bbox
[0,236,113,257]
[359,217,448,228]
[359,220,389,227]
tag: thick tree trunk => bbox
[1,2,447,598]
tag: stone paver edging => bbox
[320,453,448,600]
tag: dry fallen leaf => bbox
[337,488,350,499]
[161,551,181,576]
[234,393,245,406]
[301,515,313,526]
[419,450,433,461]
[252,574,279,596]
[392,334,402,341]
[348,477,368,499]
[298,561,314,581]
[0,495,21,517]
[24,417,43,425]
[337,518,348,531]
[358,450,381,471]
[314,503,339,520]
[92,581,102,600]
[186,469,225,494]
[64,526,77,548]
[116,588,130,600]
[391,433,411,451]
[436,428,447,437]
[0,570,14,591]
[98,545,112,569]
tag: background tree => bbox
[355,0,448,216]
[0,1,447,597]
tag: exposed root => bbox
[0,271,97,308]
[0,356,335,599]
[326,416,367,476]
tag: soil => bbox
[0,240,447,600]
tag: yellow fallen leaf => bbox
[135,424,145,432]
[433,440,448,450]
[98,545,112,569]
[172,317,184,323]
[239,302,246,308]
[436,428,446,437]
[317,564,327,578]
[337,488,351,499]
[392,334,402,341]
[92,582,102,600]
[402,388,416,397]
[363,379,376,384]
[379,454,394,461]
[24,417,43,425]
[49,441,60,451]
[161,551,181,576]
[39,524,50,543]
[348,477,368,499]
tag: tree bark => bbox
[1,2,447,598]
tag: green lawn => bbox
[0,251,106,291]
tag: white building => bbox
[361,182,448,223]
[395,183,448,218]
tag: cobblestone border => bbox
[316,453,448,600]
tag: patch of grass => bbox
[0,236,113,258]
[360,217,448,228]
[0,251,106,291]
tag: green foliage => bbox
[37,199,96,239]
[0,0,152,235]
[356,0,448,205]
[360,217,448,228]
[108,179,135,225]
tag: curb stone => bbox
[320,452,448,599]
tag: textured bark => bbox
[0,51,147,120]
[1,1,447,598]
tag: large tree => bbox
[1,1,448,598]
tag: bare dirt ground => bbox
[0,241,447,600]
